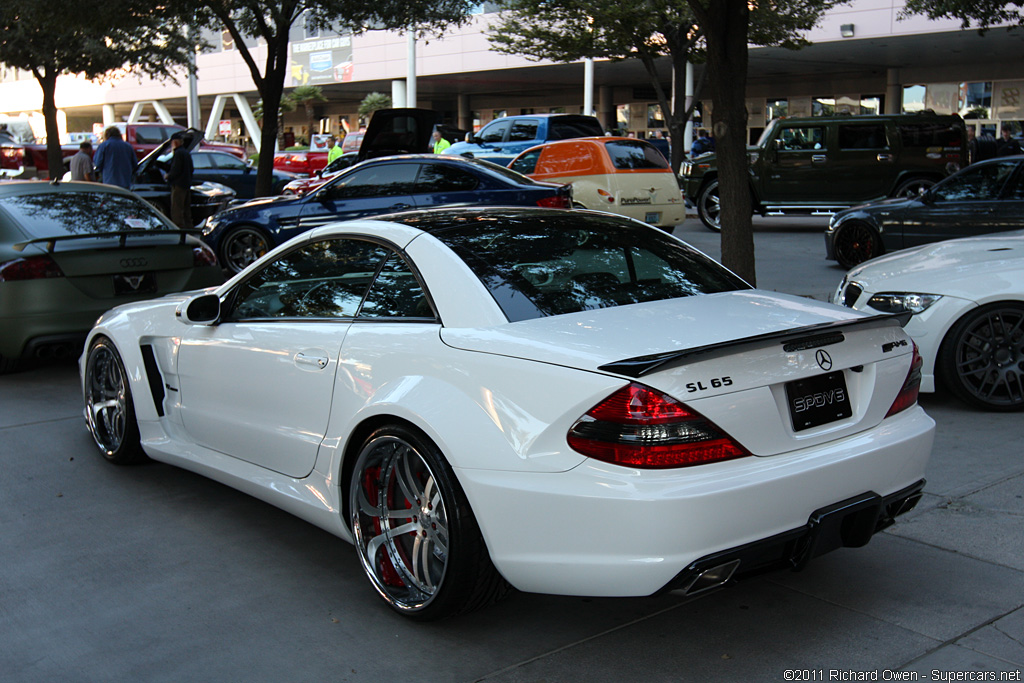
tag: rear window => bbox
[0,191,170,240]
[549,116,605,140]
[604,140,670,170]
[432,212,748,322]
[899,122,963,148]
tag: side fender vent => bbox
[140,344,166,417]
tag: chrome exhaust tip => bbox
[676,559,741,596]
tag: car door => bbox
[833,122,895,202]
[899,160,1019,249]
[176,237,393,478]
[296,162,419,232]
[760,123,831,203]
[210,152,257,198]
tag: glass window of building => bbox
[766,98,788,123]
[813,97,835,116]
[903,85,926,113]
[960,82,993,119]
[648,104,665,129]
[860,96,882,115]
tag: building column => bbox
[583,58,594,116]
[392,80,407,108]
[458,94,472,133]
[597,86,613,133]
[102,104,116,127]
[886,68,901,114]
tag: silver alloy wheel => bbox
[894,177,936,199]
[351,434,450,613]
[697,180,722,231]
[946,304,1024,410]
[85,343,129,456]
[221,227,270,273]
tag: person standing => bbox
[164,132,194,229]
[996,124,1023,157]
[69,141,95,181]
[327,135,343,163]
[92,126,137,189]
[432,130,451,154]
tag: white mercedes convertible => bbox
[81,207,934,620]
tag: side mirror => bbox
[469,134,482,145]
[176,292,221,325]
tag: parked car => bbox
[113,123,246,162]
[0,181,223,373]
[281,151,359,196]
[509,137,685,229]
[825,155,1024,268]
[681,112,967,231]
[81,206,933,620]
[447,114,605,166]
[191,150,296,198]
[131,129,236,226]
[202,154,571,273]
[833,231,1024,411]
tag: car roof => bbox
[364,206,596,234]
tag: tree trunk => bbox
[38,69,63,181]
[692,0,756,286]
[253,39,291,198]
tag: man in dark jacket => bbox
[164,132,193,229]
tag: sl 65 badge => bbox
[686,376,733,393]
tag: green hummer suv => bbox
[680,112,967,231]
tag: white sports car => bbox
[81,208,934,620]
[833,231,1024,411]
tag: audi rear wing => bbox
[598,312,913,378]
[13,229,201,253]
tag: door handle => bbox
[811,155,827,164]
[390,203,412,211]
[295,352,328,369]
[877,154,894,163]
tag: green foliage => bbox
[901,0,1024,29]
[358,92,393,120]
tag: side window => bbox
[212,154,248,171]
[778,126,825,151]
[930,161,1018,202]
[479,120,511,144]
[537,142,594,174]
[225,239,390,320]
[191,154,215,170]
[359,254,435,319]
[508,119,540,142]
[323,163,419,200]
[1005,164,1024,200]
[415,163,479,193]
[899,123,963,148]
[133,127,164,145]
[838,124,887,150]
[509,149,541,175]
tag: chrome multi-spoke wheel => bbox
[940,303,1024,411]
[696,180,722,231]
[220,226,270,274]
[84,338,144,464]
[893,177,936,199]
[834,221,881,269]
[349,426,508,620]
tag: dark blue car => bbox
[201,154,572,272]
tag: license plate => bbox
[644,212,660,224]
[785,371,852,432]
[113,272,157,295]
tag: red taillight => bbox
[1,146,25,170]
[567,382,750,468]
[0,255,65,281]
[885,342,923,418]
[596,188,616,203]
[192,243,218,267]
[536,194,571,209]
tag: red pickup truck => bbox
[0,122,245,180]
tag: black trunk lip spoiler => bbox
[13,229,200,253]
[598,312,913,378]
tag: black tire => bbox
[893,177,936,199]
[833,220,881,269]
[349,425,509,620]
[937,302,1024,411]
[84,337,146,464]
[696,179,722,232]
[219,225,271,274]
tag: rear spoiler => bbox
[598,312,913,378]
[13,229,200,253]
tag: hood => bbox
[440,289,863,372]
[358,108,441,161]
[846,231,1024,297]
[136,129,203,177]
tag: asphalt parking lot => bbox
[2,217,1022,682]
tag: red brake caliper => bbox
[364,468,405,587]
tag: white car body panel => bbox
[834,233,1024,392]
[82,213,935,600]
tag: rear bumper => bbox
[459,406,934,598]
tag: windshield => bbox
[0,191,171,240]
[432,211,748,322]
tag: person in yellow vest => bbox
[432,130,451,154]
[327,136,343,163]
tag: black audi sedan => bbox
[825,155,1024,268]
